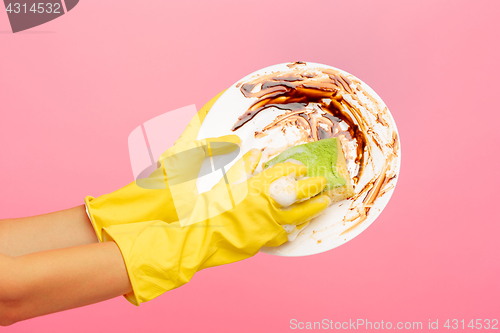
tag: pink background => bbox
[1,0,499,331]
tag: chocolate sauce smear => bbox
[231,62,400,236]
[232,65,369,181]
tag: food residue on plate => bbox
[231,62,400,240]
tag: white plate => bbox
[196,62,401,257]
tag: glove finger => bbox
[213,149,261,190]
[296,177,327,201]
[159,134,240,185]
[264,162,308,183]
[296,220,310,231]
[205,135,241,156]
[163,135,239,221]
[278,194,331,225]
[176,90,226,143]
[283,220,311,242]
[159,134,240,163]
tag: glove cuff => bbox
[84,195,104,242]
[101,217,287,306]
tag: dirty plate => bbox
[196,62,401,256]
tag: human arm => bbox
[0,241,131,326]
[0,205,98,257]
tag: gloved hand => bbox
[101,150,331,305]
[85,92,232,241]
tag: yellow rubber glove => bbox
[85,91,231,242]
[102,150,331,305]
[175,90,225,143]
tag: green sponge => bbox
[264,138,355,202]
